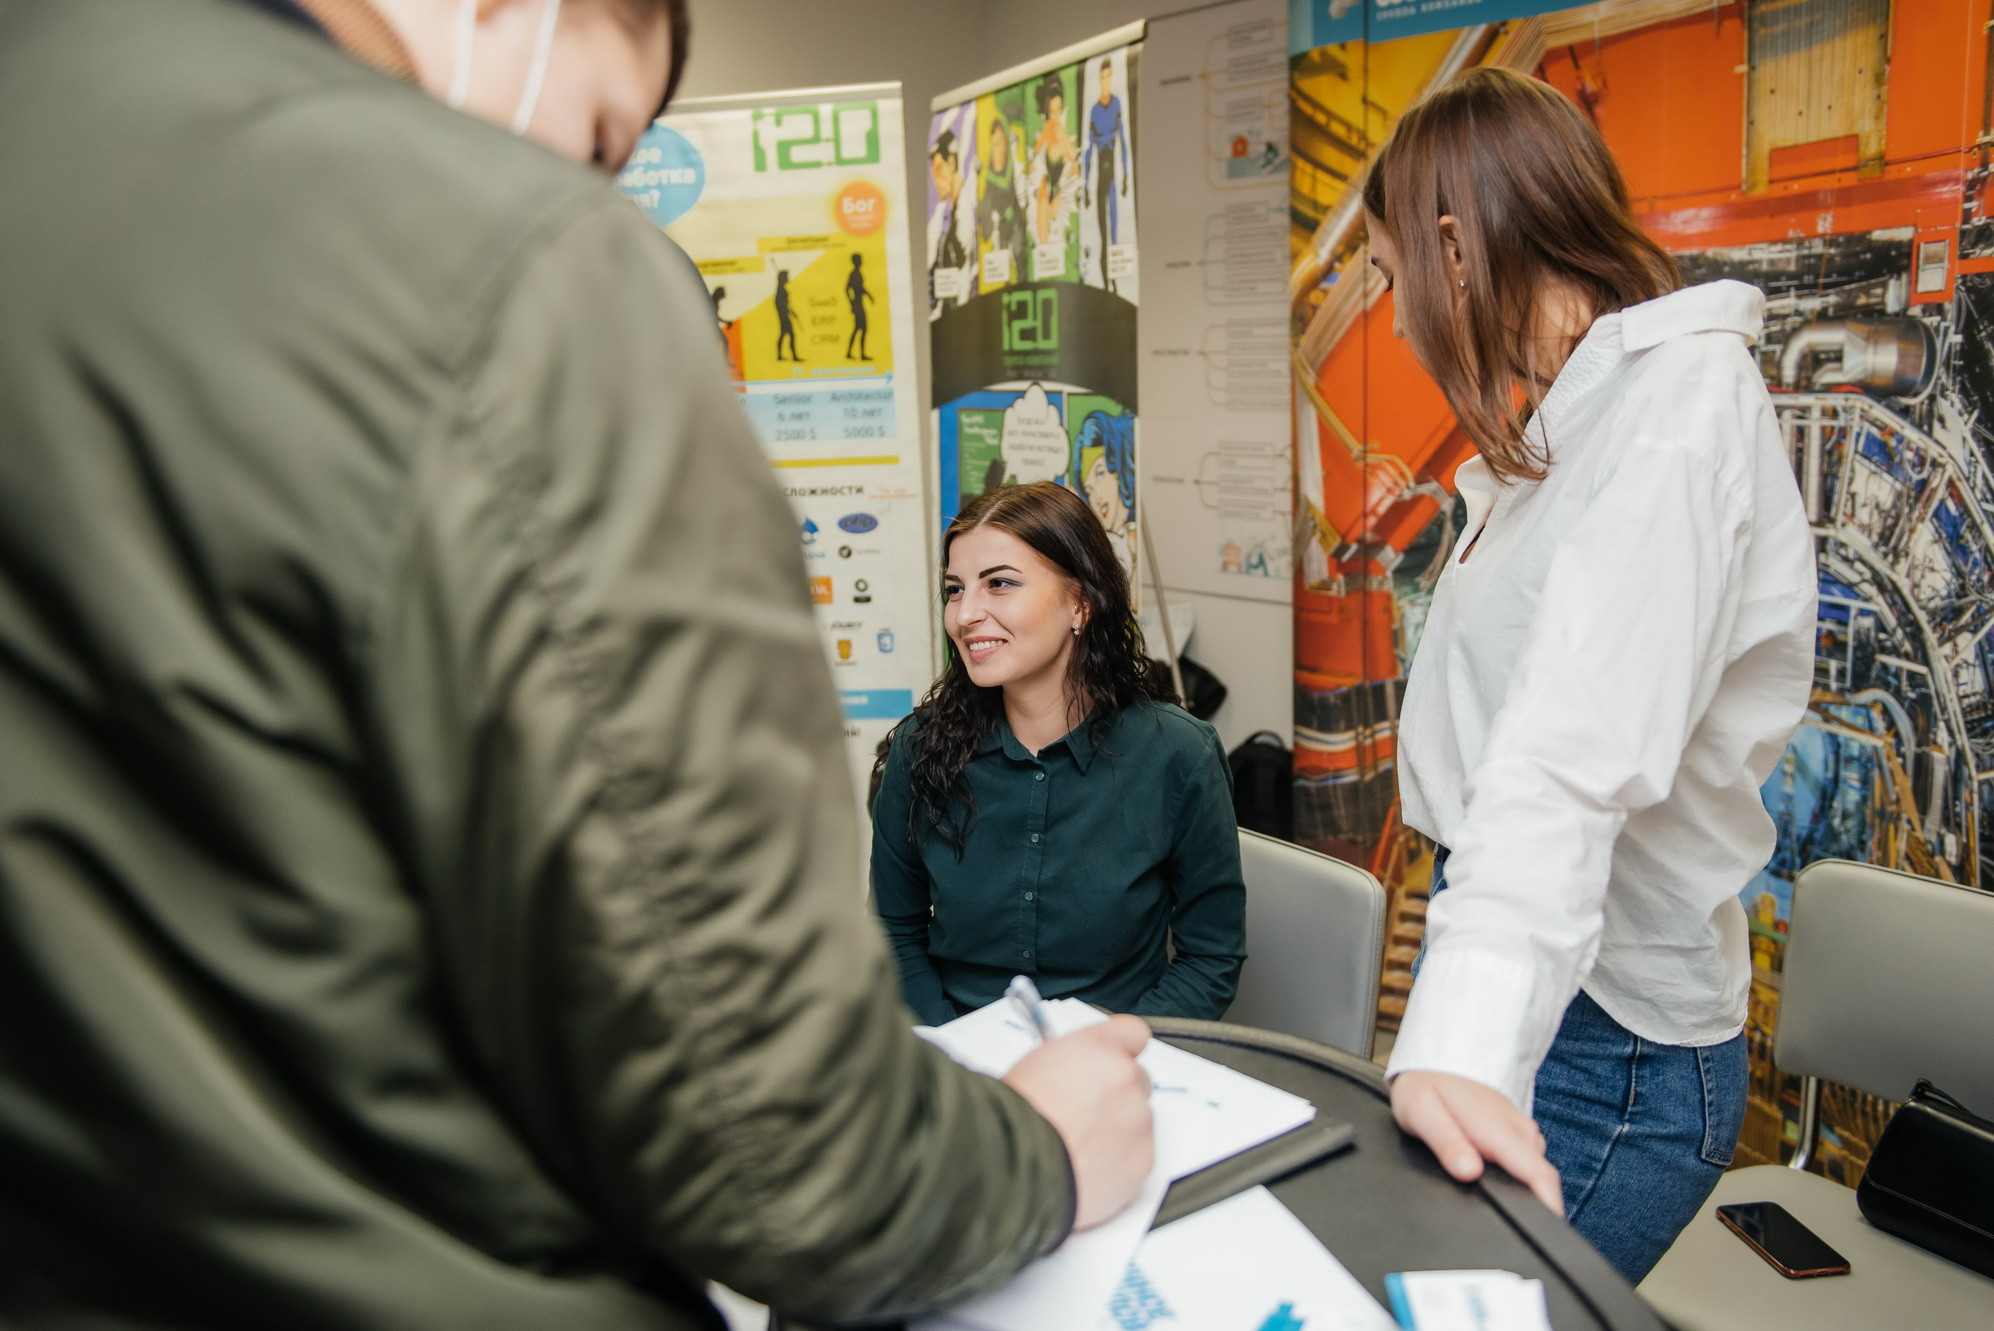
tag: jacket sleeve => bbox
[870,727,957,1027]
[1131,725,1246,1020]
[1386,427,1752,1109]
[374,196,1072,1323]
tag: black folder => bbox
[1152,1115,1357,1228]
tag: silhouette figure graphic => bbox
[773,269,799,362]
[844,254,875,361]
[708,284,730,346]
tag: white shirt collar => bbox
[1531,280,1766,454]
[1621,278,1765,351]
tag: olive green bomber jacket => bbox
[0,1,1072,1325]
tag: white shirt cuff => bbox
[1385,946,1556,1111]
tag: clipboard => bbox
[1152,1115,1356,1228]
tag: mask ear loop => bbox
[510,0,564,135]
[446,0,477,109]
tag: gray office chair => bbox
[1640,860,1994,1327]
[1224,829,1386,1060]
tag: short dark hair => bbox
[609,0,690,115]
[659,0,689,110]
[1034,73,1062,118]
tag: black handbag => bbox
[1855,1080,1994,1276]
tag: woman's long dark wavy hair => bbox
[895,481,1172,853]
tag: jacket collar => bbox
[1530,279,1764,456]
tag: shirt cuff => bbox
[1384,946,1558,1111]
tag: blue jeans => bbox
[1412,853,1746,1284]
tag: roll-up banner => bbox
[928,23,1145,587]
[618,83,935,805]
[1139,0,1293,600]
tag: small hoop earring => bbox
[1072,625,1080,636]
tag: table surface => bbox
[1637,1163,1994,1329]
[1148,1019,1666,1331]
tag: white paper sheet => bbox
[917,997,1317,1181]
[923,1168,1172,1331]
[1094,1186,1398,1331]
[912,998,1318,1331]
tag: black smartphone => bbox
[1715,1201,1851,1279]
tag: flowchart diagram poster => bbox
[1139,0,1292,599]
[620,85,935,799]
[929,34,1144,586]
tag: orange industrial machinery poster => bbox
[1291,0,1994,1181]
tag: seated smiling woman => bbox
[872,482,1245,1025]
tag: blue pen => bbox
[1006,974,1054,1044]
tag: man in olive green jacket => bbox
[0,1,1154,1326]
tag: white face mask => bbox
[447,0,564,136]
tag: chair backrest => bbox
[1777,859,1994,1114]
[1225,830,1385,1059]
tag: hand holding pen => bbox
[1006,973,1055,1044]
[998,977,1157,1230]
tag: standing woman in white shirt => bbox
[1363,68,1817,1281]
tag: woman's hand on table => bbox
[1391,1069,1564,1214]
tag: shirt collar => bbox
[979,710,1103,772]
[1620,278,1764,351]
[1530,279,1764,455]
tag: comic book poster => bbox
[618,84,934,808]
[928,32,1143,585]
[1291,1,1994,1183]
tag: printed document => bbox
[913,998,1316,1330]
[1097,1186,1398,1331]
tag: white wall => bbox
[977,0,1159,73]
[680,0,1295,756]
[1178,593,1291,752]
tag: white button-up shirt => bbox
[1386,280,1818,1109]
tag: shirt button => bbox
[1022,949,1033,958]
[1030,833,1040,844]
[1035,771,1045,781]
[1025,892,1035,901]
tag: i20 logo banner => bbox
[751,101,882,171]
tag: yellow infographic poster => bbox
[619,83,933,803]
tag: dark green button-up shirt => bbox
[872,701,1246,1026]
